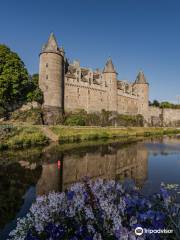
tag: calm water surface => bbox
[0,136,180,239]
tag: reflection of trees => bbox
[0,163,42,229]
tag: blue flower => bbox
[67,190,75,200]
[25,232,40,240]
[84,236,93,240]
[160,187,169,200]
[45,223,65,239]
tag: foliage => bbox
[64,110,144,127]
[64,111,86,126]
[11,108,43,124]
[0,106,6,118]
[116,114,144,127]
[0,45,29,114]
[149,100,160,107]
[9,178,180,240]
[150,99,180,109]
[50,126,180,144]
[0,124,18,141]
[0,126,49,150]
[26,74,43,104]
[6,127,49,149]
[160,101,177,109]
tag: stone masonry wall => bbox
[117,94,138,115]
[64,82,108,113]
[163,108,180,126]
[148,106,162,126]
[148,106,180,126]
[64,77,139,114]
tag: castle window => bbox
[46,75,48,80]
[46,63,48,68]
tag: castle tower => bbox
[135,143,148,188]
[103,58,118,112]
[134,71,149,121]
[39,33,65,124]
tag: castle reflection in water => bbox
[36,142,148,196]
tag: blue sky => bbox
[0,0,180,102]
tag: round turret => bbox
[39,33,65,124]
[103,58,118,112]
[134,71,149,120]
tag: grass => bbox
[50,126,180,144]
[0,125,49,150]
[1,124,180,151]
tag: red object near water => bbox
[58,160,61,169]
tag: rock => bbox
[19,101,41,112]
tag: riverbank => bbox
[0,123,180,150]
[51,126,180,144]
[0,125,49,150]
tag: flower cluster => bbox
[9,178,180,240]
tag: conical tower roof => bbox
[135,71,148,84]
[103,58,117,73]
[42,32,60,52]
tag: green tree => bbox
[152,100,160,107]
[0,44,29,115]
[26,74,43,104]
[160,101,172,108]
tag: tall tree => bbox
[0,44,29,115]
[152,100,160,107]
[26,73,43,104]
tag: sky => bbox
[0,0,180,102]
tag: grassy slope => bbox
[50,126,180,144]
[0,125,49,150]
[1,124,180,150]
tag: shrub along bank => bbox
[63,110,144,127]
[0,124,49,150]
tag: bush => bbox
[6,131,49,149]
[64,110,144,127]
[0,125,18,141]
[116,114,144,127]
[0,126,49,150]
[10,108,43,124]
[64,113,86,126]
[0,106,6,118]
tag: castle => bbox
[39,33,180,126]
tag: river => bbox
[0,135,180,239]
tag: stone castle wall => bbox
[63,60,142,115]
[149,106,180,126]
[64,78,139,114]
[163,108,180,126]
[117,94,138,115]
[39,34,180,126]
[64,81,108,113]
